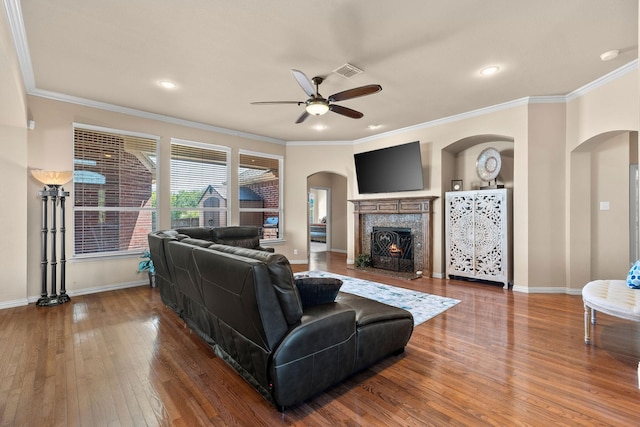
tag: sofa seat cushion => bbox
[294,277,343,308]
[336,292,414,327]
[208,245,303,325]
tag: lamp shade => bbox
[305,100,329,116]
[31,170,73,186]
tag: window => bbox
[73,125,158,256]
[238,151,283,239]
[170,139,230,228]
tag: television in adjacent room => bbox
[354,141,424,194]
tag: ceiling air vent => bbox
[333,63,363,79]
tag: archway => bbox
[568,130,638,290]
[307,172,348,260]
[440,134,515,277]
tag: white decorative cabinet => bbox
[445,189,512,289]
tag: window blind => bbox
[170,140,230,228]
[74,126,158,255]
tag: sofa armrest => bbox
[270,303,357,407]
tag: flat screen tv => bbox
[354,141,424,194]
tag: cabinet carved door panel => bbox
[446,189,510,288]
[447,194,475,275]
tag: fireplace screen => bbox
[371,227,414,272]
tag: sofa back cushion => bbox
[148,231,179,310]
[166,241,205,309]
[208,245,303,325]
[180,237,216,248]
[174,227,214,241]
[192,247,289,350]
[212,226,261,249]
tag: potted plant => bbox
[137,249,156,288]
[355,253,371,269]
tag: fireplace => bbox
[350,197,437,277]
[371,227,413,272]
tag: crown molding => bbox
[3,0,34,90]
[286,140,354,146]
[354,97,535,145]
[567,59,638,101]
[356,60,637,145]
[31,88,285,145]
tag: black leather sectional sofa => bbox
[148,226,414,409]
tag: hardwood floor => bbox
[2,251,640,426]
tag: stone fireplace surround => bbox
[350,196,438,277]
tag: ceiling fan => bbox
[251,69,382,124]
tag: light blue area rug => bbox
[296,271,460,326]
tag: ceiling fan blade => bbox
[329,104,364,119]
[291,69,316,97]
[251,101,303,105]
[295,111,310,124]
[328,84,382,102]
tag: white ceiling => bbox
[8,0,639,142]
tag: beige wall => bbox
[565,69,639,291]
[524,103,567,290]
[26,96,286,298]
[350,105,529,284]
[452,141,514,190]
[0,5,28,306]
[591,133,631,279]
[285,144,353,262]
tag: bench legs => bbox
[584,304,597,344]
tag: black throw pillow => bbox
[294,277,343,308]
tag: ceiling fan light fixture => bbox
[306,100,329,116]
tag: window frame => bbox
[72,123,159,259]
[169,138,231,229]
[238,149,284,242]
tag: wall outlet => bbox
[293,249,298,255]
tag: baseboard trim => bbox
[0,298,29,310]
[26,280,148,304]
[512,285,583,295]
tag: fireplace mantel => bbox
[350,196,438,277]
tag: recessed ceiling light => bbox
[368,124,382,130]
[158,80,177,89]
[313,124,327,131]
[480,66,500,76]
[600,49,619,61]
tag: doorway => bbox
[309,187,329,253]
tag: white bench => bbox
[582,279,640,344]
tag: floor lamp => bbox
[31,170,73,307]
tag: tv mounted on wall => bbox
[354,141,424,194]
